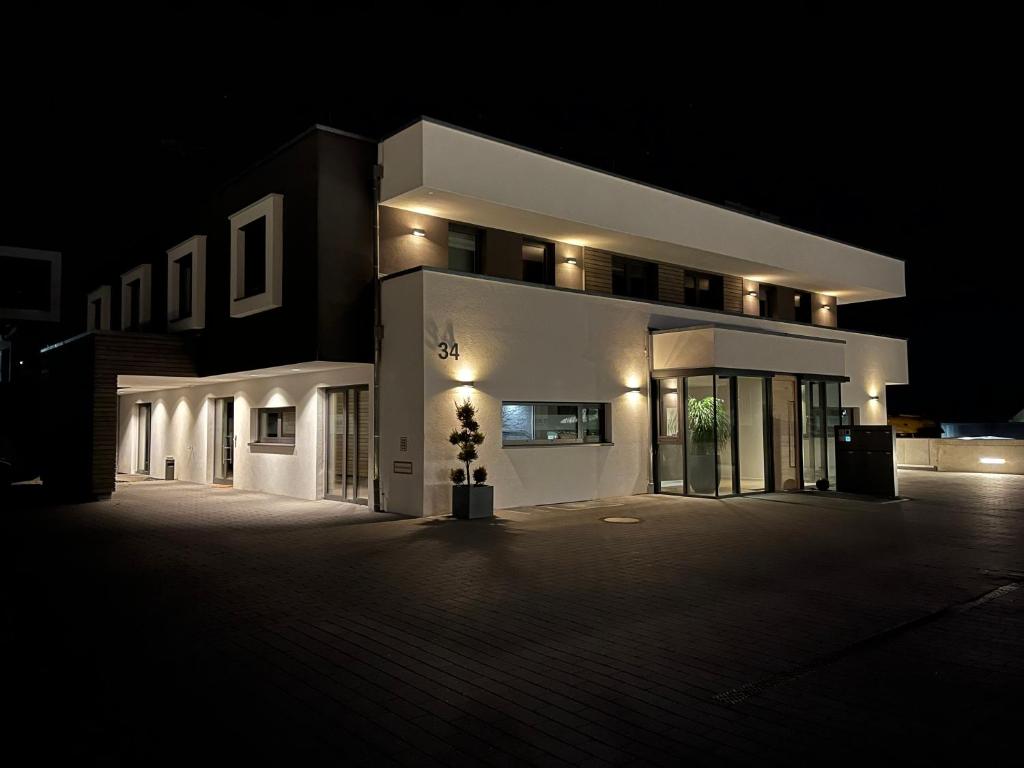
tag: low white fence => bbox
[895,438,1024,475]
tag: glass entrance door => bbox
[771,376,800,491]
[136,403,151,474]
[214,397,234,485]
[327,386,369,504]
[655,378,685,494]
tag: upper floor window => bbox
[794,290,812,323]
[86,285,111,331]
[448,224,481,273]
[120,264,152,331]
[684,271,724,309]
[611,255,659,300]
[167,235,206,331]
[758,284,778,317]
[522,241,554,285]
[230,193,283,318]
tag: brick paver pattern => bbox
[3,472,1022,764]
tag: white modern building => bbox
[44,120,908,514]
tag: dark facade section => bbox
[315,131,377,364]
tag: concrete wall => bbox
[896,438,1024,475]
[381,269,909,516]
[117,365,373,501]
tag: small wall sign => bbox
[393,460,413,475]
[437,341,460,360]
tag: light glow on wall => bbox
[979,457,1006,465]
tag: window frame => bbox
[500,401,611,447]
[119,264,152,331]
[86,285,111,331]
[253,406,297,445]
[229,193,283,318]
[167,235,206,330]
[611,254,659,300]
[447,223,482,274]
[521,239,555,285]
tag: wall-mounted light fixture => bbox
[456,381,475,389]
[746,290,758,297]
[627,386,643,394]
[566,258,578,266]
[868,394,880,400]
[820,304,832,310]
[979,457,1006,465]
[411,228,427,237]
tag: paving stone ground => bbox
[2,471,1022,765]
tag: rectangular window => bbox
[240,216,267,299]
[758,284,777,317]
[448,224,480,273]
[683,271,724,309]
[176,253,193,320]
[0,255,51,311]
[501,402,609,445]
[794,290,812,323]
[257,406,296,444]
[126,279,141,330]
[521,241,553,285]
[611,255,659,300]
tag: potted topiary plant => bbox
[687,395,731,493]
[448,399,493,519]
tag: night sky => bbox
[3,8,1017,423]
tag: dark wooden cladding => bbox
[723,275,743,314]
[42,332,196,500]
[658,263,686,305]
[583,248,613,294]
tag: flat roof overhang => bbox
[379,120,905,304]
[116,361,369,394]
[651,325,846,379]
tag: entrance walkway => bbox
[2,471,1022,764]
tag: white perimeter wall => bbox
[381,270,909,516]
[117,365,373,501]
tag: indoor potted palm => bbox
[449,399,493,519]
[687,395,731,493]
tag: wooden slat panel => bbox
[723,275,743,314]
[583,248,613,294]
[659,263,686,305]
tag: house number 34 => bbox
[437,342,460,360]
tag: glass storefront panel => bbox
[685,375,717,496]
[825,381,842,487]
[716,376,735,495]
[737,377,767,493]
[656,378,684,493]
[802,381,827,488]
[771,376,800,491]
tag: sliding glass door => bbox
[326,386,369,504]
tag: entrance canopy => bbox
[651,325,846,380]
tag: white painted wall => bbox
[380,121,906,303]
[381,270,909,516]
[117,365,373,501]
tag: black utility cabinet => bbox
[835,425,896,498]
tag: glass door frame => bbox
[213,397,234,485]
[136,402,151,474]
[324,385,370,505]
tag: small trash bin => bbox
[165,457,175,480]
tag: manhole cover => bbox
[602,516,641,524]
